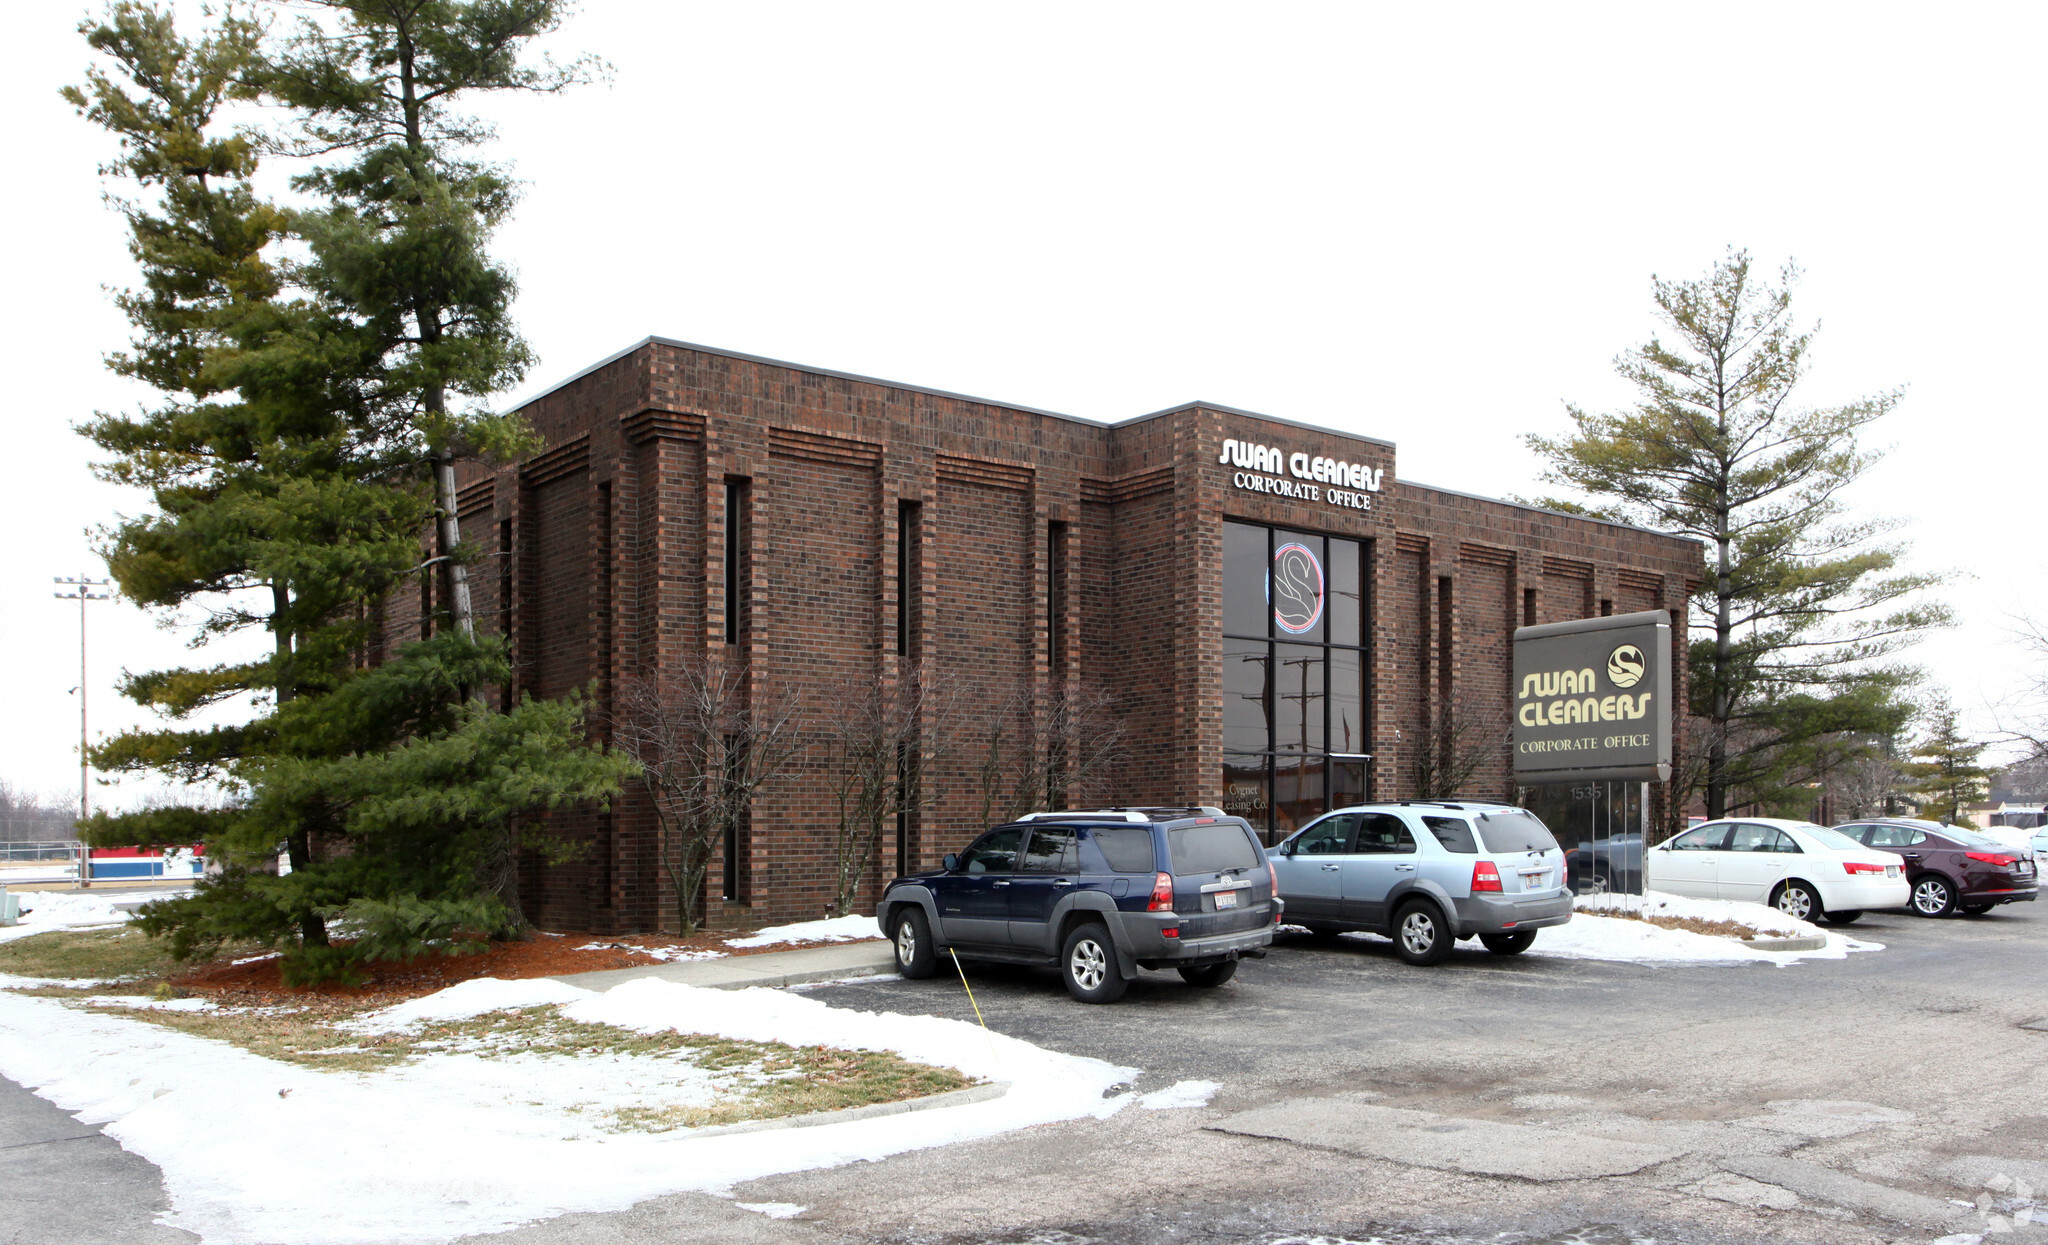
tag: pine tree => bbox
[1528,250,1948,820]
[1901,697,1992,827]
[68,2,630,983]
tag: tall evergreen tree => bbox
[1901,696,1992,827]
[1528,250,1948,820]
[68,2,629,983]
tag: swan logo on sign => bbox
[1270,542,1325,634]
[1606,644,1646,689]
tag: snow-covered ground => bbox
[1319,889,1882,966]
[1529,890,1882,966]
[0,889,137,943]
[725,914,881,948]
[0,973,1136,1245]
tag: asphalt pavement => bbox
[8,900,2046,1245]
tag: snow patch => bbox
[1577,889,1815,936]
[0,891,133,943]
[1531,903,1880,966]
[348,976,594,1032]
[574,941,723,963]
[1137,1079,1221,1110]
[724,915,880,948]
[0,973,1133,1245]
[735,1202,806,1219]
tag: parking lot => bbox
[569,900,2048,1245]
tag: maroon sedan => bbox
[1833,819,2039,917]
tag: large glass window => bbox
[1222,520,1371,842]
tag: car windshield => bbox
[1476,811,1559,854]
[1801,825,1869,852]
[1169,824,1261,875]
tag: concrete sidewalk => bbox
[552,939,896,992]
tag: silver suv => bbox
[1267,801,1572,964]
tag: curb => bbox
[1742,935,1828,952]
[549,942,897,993]
[688,1080,1012,1138]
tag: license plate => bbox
[2022,863,2035,877]
[1885,866,1899,878]
[1522,871,1547,889]
[1214,889,1238,909]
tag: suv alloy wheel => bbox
[1061,922,1128,1003]
[1392,899,1453,965]
[892,907,938,979]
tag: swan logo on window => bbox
[1270,542,1325,634]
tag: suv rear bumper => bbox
[1452,890,1573,936]
[1114,910,1275,968]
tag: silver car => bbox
[1268,800,1572,964]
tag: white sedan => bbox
[1646,818,1909,924]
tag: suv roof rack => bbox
[1015,806,1228,823]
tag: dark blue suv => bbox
[875,808,1279,1003]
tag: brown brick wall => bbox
[396,338,1700,933]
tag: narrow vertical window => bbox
[894,741,910,874]
[597,483,613,712]
[721,734,743,901]
[1436,576,1453,711]
[1047,521,1069,677]
[896,500,920,656]
[724,480,749,645]
[1599,597,1613,618]
[1523,587,1537,627]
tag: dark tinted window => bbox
[1090,827,1158,874]
[1422,815,1477,853]
[1477,811,1559,854]
[1169,824,1262,875]
[1019,827,1080,873]
[956,827,1022,874]
[1354,814,1415,854]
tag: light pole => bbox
[54,575,111,888]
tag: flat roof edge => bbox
[508,337,1397,451]
[1399,478,1699,543]
[1115,401,1396,449]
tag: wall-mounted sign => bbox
[1270,541,1325,633]
[1219,437,1385,514]
[1511,610,1672,784]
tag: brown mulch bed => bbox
[168,929,880,1007]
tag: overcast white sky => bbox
[4,2,2043,812]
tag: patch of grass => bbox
[607,1044,973,1133]
[0,927,186,981]
[1588,908,1764,940]
[83,1001,975,1129]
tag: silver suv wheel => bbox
[1068,936,1108,991]
[1399,909,1437,957]
[895,918,917,967]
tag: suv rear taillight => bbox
[1966,852,2017,867]
[1148,871,1175,912]
[1842,860,1888,875]
[1472,861,1503,893]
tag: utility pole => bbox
[54,575,111,889]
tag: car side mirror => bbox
[942,853,959,872]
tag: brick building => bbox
[388,338,1701,934]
